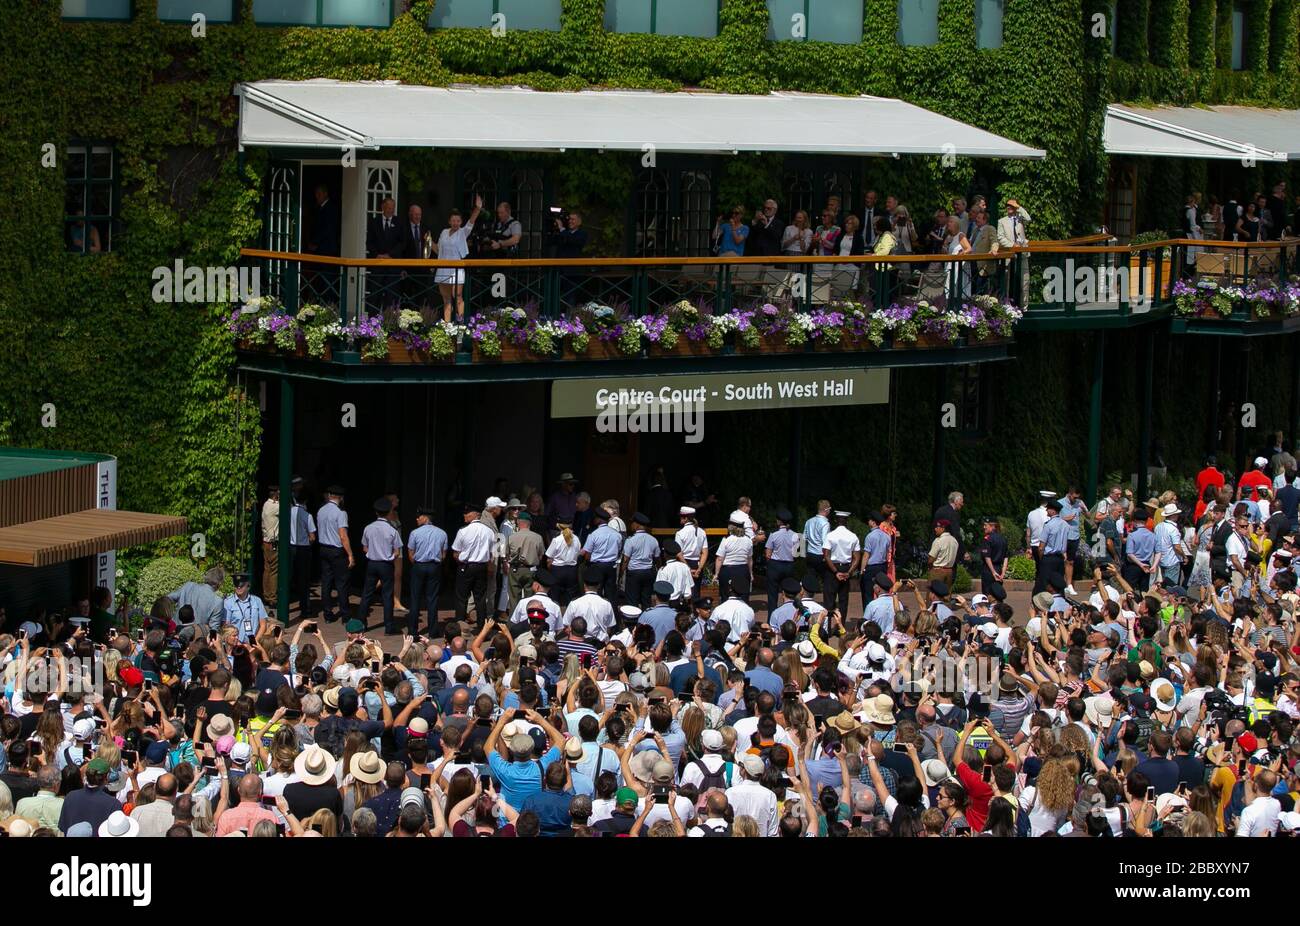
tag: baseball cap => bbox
[615,787,639,808]
[971,594,991,607]
[701,729,724,751]
[400,787,426,809]
[1237,731,1259,754]
[231,742,252,764]
[740,754,766,777]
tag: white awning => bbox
[1104,104,1298,162]
[234,79,1045,159]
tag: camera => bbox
[652,784,671,805]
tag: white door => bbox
[352,160,400,313]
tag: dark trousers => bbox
[586,561,618,604]
[804,555,826,598]
[859,562,887,605]
[683,558,702,599]
[455,561,491,626]
[358,559,395,631]
[625,568,654,610]
[551,564,579,607]
[980,568,1006,602]
[825,561,851,616]
[1121,561,1150,593]
[1034,552,1065,595]
[292,545,313,619]
[766,559,794,614]
[319,546,350,622]
[717,564,750,604]
[410,560,442,635]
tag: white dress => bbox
[945,235,972,301]
[1185,206,1203,265]
[435,222,474,285]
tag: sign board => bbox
[94,459,118,595]
[550,369,889,418]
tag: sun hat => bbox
[701,729,724,751]
[562,737,585,761]
[1084,696,1115,727]
[1205,743,1226,765]
[739,754,766,778]
[207,714,235,738]
[629,751,659,783]
[863,693,896,726]
[1155,792,1189,816]
[1161,503,1180,518]
[651,759,675,784]
[922,759,950,787]
[322,687,341,710]
[1032,592,1054,611]
[827,711,861,735]
[1151,679,1177,712]
[293,744,337,786]
[998,672,1021,695]
[1026,617,1043,641]
[98,810,140,838]
[796,640,817,665]
[1137,660,1157,681]
[350,751,385,785]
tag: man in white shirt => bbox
[822,510,861,617]
[506,572,563,630]
[656,540,695,603]
[725,754,778,836]
[1026,491,1054,569]
[712,594,755,643]
[1236,769,1281,836]
[563,577,616,640]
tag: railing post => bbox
[338,267,349,325]
[802,262,813,313]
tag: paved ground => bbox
[273,577,1036,653]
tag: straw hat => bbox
[294,744,337,786]
[349,751,384,785]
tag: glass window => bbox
[66,144,115,254]
[975,0,1003,49]
[157,0,234,21]
[62,0,131,18]
[1230,4,1244,69]
[896,0,938,47]
[428,0,493,28]
[1110,0,1118,54]
[254,0,392,26]
[765,1,862,43]
[498,0,561,31]
[605,0,718,38]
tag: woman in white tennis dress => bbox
[436,194,483,322]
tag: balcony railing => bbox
[232,236,1300,364]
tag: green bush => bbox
[134,557,201,608]
[1005,555,1037,582]
[953,565,973,594]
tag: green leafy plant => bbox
[134,556,201,607]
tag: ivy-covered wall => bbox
[3,0,1298,569]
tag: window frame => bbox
[604,0,722,39]
[765,0,864,44]
[156,0,237,23]
[61,0,134,21]
[428,0,563,31]
[1230,2,1246,70]
[64,140,119,256]
[253,0,395,28]
[896,0,940,48]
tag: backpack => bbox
[697,820,732,837]
[691,757,733,794]
[1129,712,1155,753]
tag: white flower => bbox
[115,568,124,578]
[398,309,424,330]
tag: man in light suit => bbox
[969,209,997,294]
[996,199,1031,304]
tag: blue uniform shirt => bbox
[223,594,267,643]
[623,531,659,571]
[361,518,403,562]
[1126,526,1156,564]
[863,527,891,565]
[408,523,448,563]
[638,605,678,646]
[802,515,829,557]
[316,500,348,548]
[765,527,799,562]
[1041,516,1068,555]
[583,525,623,564]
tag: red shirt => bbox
[1238,470,1271,502]
[1196,466,1225,500]
[956,761,994,832]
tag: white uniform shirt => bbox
[509,593,563,630]
[712,598,755,641]
[563,591,616,639]
[822,526,861,563]
[675,523,708,560]
[656,560,695,601]
[544,534,582,567]
[452,521,496,564]
[716,535,752,566]
[1026,505,1049,549]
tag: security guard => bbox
[223,573,268,644]
[562,573,616,640]
[764,509,799,615]
[451,502,496,627]
[357,497,403,634]
[978,514,1008,603]
[544,517,583,607]
[822,510,861,617]
[1036,498,1068,596]
[1025,490,1055,573]
[802,500,831,599]
[715,517,756,604]
[581,508,623,604]
[316,485,355,623]
[288,476,316,621]
[505,511,545,615]
[261,485,280,608]
[675,506,710,598]
[859,511,891,605]
[621,513,660,610]
[407,506,448,637]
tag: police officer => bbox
[544,517,582,607]
[822,510,861,617]
[621,513,659,610]
[451,501,496,627]
[505,511,545,615]
[581,509,623,604]
[1025,490,1054,574]
[483,201,522,258]
[1036,498,1068,596]
[316,485,355,623]
[407,506,448,637]
[859,511,891,606]
[358,497,403,634]
[223,573,268,644]
[978,514,1008,603]
[675,506,710,598]
[288,476,315,621]
[764,509,799,615]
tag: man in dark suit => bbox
[366,196,404,310]
[398,203,430,306]
[310,184,340,257]
[748,199,783,258]
[861,190,880,248]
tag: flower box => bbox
[568,340,627,361]
[474,343,559,363]
[892,333,959,349]
[385,340,452,364]
[811,335,875,353]
[736,333,801,354]
[649,338,714,357]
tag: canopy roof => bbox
[0,509,189,567]
[1104,104,1299,162]
[234,79,1046,159]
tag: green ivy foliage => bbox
[4,0,1299,572]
